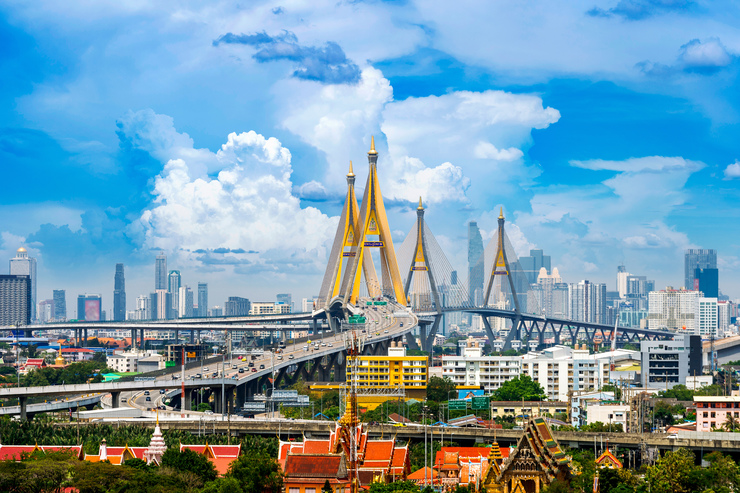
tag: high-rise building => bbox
[467,221,484,306]
[647,288,700,332]
[197,283,208,317]
[694,267,719,299]
[37,299,54,323]
[685,249,717,290]
[9,247,37,321]
[210,306,223,317]
[77,294,102,321]
[616,265,629,299]
[53,290,66,321]
[178,286,194,318]
[155,252,167,290]
[532,267,562,317]
[694,297,718,338]
[153,289,171,320]
[0,275,31,326]
[640,335,701,389]
[225,296,251,316]
[568,280,607,324]
[136,294,151,320]
[113,263,126,321]
[276,293,293,312]
[519,249,552,285]
[301,296,319,313]
[168,270,181,317]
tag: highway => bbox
[0,300,417,419]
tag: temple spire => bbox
[499,206,504,219]
[417,197,423,210]
[348,160,354,177]
[368,135,377,155]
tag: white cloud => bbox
[129,112,336,273]
[724,160,740,179]
[679,38,733,71]
[570,156,703,172]
[474,141,524,161]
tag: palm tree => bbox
[723,413,739,432]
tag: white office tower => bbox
[136,295,151,320]
[694,297,718,338]
[178,286,194,318]
[10,247,37,321]
[718,301,732,336]
[647,288,700,332]
[616,265,630,299]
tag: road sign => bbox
[472,396,490,410]
[449,399,467,411]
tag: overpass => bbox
[0,394,102,419]
[0,300,417,420]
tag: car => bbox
[204,367,209,372]
[399,323,404,327]
[195,373,202,379]
[251,368,257,372]
[384,330,389,333]
[393,423,406,427]
[171,375,178,380]
[238,368,244,373]
[204,410,214,415]
[289,354,294,359]
[248,362,254,367]
[145,397,151,401]
[144,391,150,396]
[232,375,238,379]
[212,372,218,377]
[376,332,380,336]
[259,364,265,369]
[159,389,166,394]
[667,433,679,439]
[232,365,238,369]
[277,355,283,360]
[328,343,333,347]
[121,398,127,403]
[321,342,327,347]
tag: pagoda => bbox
[143,413,167,465]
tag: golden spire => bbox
[368,135,377,155]
[156,409,159,426]
[417,197,423,210]
[347,160,354,177]
[499,207,504,220]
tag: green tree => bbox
[703,451,740,493]
[426,376,457,403]
[196,402,212,413]
[225,452,283,493]
[491,375,545,402]
[199,476,245,493]
[580,422,623,433]
[91,352,107,364]
[161,448,218,485]
[322,479,334,493]
[645,448,697,493]
[72,460,133,493]
[368,480,420,493]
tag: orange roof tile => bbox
[408,467,438,480]
[284,454,345,478]
[302,440,331,454]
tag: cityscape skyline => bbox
[1,2,739,309]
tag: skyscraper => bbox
[568,280,607,324]
[178,286,194,318]
[685,249,717,290]
[276,293,292,312]
[225,296,251,316]
[9,247,37,321]
[616,265,629,298]
[467,221,484,306]
[155,252,167,290]
[168,270,181,316]
[694,267,719,299]
[113,263,126,321]
[519,249,552,285]
[197,282,208,317]
[0,275,31,325]
[53,290,66,321]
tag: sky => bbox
[2,0,740,316]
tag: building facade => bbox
[168,270,181,316]
[9,248,37,321]
[640,335,702,389]
[347,345,428,402]
[77,294,102,322]
[155,253,167,291]
[197,282,208,317]
[685,249,717,291]
[467,221,484,307]
[113,263,126,322]
[0,275,31,326]
[178,286,194,318]
[647,288,700,332]
[225,296,251,316]
[520,249,552,285]
[53,289,66,321]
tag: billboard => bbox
[84,299,101,321]
[458,389,484,400]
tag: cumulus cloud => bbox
[638,38,734,76]
[120,111,337,274]
[587,0,694,20]
[724,161,740,179]
[213,30,360,84]
[474,141,524,161]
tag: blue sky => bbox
[2,0,739,315]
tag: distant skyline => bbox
[1,1,739,311]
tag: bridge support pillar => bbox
[334,356,346,382]
[211,387,222,414]
[19,396,27,422]
[405,332,420,350]
[24,329,32,338]
[482,317,496,347]
[111,391,120,408]
[131,329,136,349]
[420,315,442,352]
[139,328,144,349]
[83,328,88,347]
[183,389,192,411]
[175,329,179,342]
[190,329,195,343]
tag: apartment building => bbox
[442,344,522,391]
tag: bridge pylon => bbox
[337,137,407,307]
[482,208,523,350]
[403,198,442,351]
[318,160,381,313]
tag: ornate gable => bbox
[595,448,622,469]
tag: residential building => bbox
[347,343,429,403]
[616,265,629,299]
[586,403,629,429]
[77,294,102,322]
[276,293,293,312]
[53,289,66,321]
[153,290,170,320]
[519,249,552,285]
[694,267,719,298]
[37,299,54,323]
[531,268,567,318]
[568,280,607,324]
[178,286,194,318]
[113,263,126,322]
[197,283,208,317]
[718,301,732,335]
[640,335,702,389]
[107,350,161,373]
[210,306,223,317]
[694,297,718,338]
[60,347,95,363]
[489,401,568,419]
[225,296,250,316]
[442,344,522,392]
[134,295,151,320]
[468,221,484,307]
[250,301,291,315]
[647,288,700,332]
[9,248,36,321]
[301,296,319,313]
[155,252,167,290]
[685,249,717,291]
[694,396,740,431]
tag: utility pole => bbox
[181,346,186,417]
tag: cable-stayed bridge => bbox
[5,139,672,353]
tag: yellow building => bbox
[312,343,428,409]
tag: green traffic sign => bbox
[471,396,490,410]
[449,399,467,411]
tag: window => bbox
[305,488,316,493]
[289,489,300,493]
